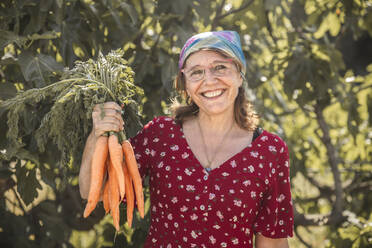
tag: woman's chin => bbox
[198,104,232,116]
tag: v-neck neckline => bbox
[177,122,265,174]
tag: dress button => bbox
[203,175,208,180]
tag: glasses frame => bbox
[181,59,240,82]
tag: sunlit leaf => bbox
[328,13,341,36]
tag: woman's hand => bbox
[92,102,124,138]
[79,102,124,199]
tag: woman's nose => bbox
[203,69,217,84]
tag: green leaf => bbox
[120,2,139,25]
[155,0,172,15]
[15,161,42,205]
[171,0,192,15]
[289,1,306,28]
[27,31,59,41]
[264,0,281,11]
[0,51,17,66]
[18,52,63,88]
[283,51,310,99]
[328,13,341,37]
[0,82,17,100]
[23,2,50,35]
[193,0,212,24]
[0,30,27,49]
[161,58,177,93]
[362,10,372,36]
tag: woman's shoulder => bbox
[142,116,178,131]
[255,129,288,152]
[152,115,176,124]
[131,116,177,141]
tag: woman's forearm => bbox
[79,131,97,199]
[255,234,289,248]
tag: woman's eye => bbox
[190,70,203,76]
[215,65,227,71]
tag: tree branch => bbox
[294,206,345,227]
[294,226,312,248]
[139,0,146,18]
[211,0,226,30]
[301,169,334,196]
[314,101,344,220]
[214,0,255,22]
[294,157,334,198]
[346,180,372,194]
[263,0,278,44]
[10,187,27,214]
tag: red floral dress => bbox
[129,116,293,248]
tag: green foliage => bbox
[0,0,371,247]
[1,49,143,198]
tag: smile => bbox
[201,89,225,98]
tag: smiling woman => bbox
[171,31,258,131]
[79,30,294,248]
[182,50,242,117]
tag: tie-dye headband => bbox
[178,31,246,75]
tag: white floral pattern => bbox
[129,116,293,248]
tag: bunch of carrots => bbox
[83,131,144,231]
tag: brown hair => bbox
[170,52,259,131]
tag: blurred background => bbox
[0,0,371,247]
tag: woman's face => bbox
[183,50,243,117]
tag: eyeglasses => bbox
[181,60,238,82]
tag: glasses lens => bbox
[188,69,204,81]
[212,64,230,76]
[184,61,235,81]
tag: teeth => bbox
[202,90,223,98]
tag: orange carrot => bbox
[103,178,110,214]
[123,161,134,227]
[108,134,125,199]
[108,158,120,231]
[122,140,144,219]
[84,135,109,218]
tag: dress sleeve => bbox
[253,141,294,238]
[128,117,157,179]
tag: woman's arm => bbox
[79,131,97,199]
[255,234,289,248]
[78,102,124,199]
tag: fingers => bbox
[94,122,123,137]
[92,102,124,137]
[93,108,123,125]
[93,102,122,113]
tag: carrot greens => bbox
[1,49,143,176]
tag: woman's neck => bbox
[197,110,236,135]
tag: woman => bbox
[79,31,293,247]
